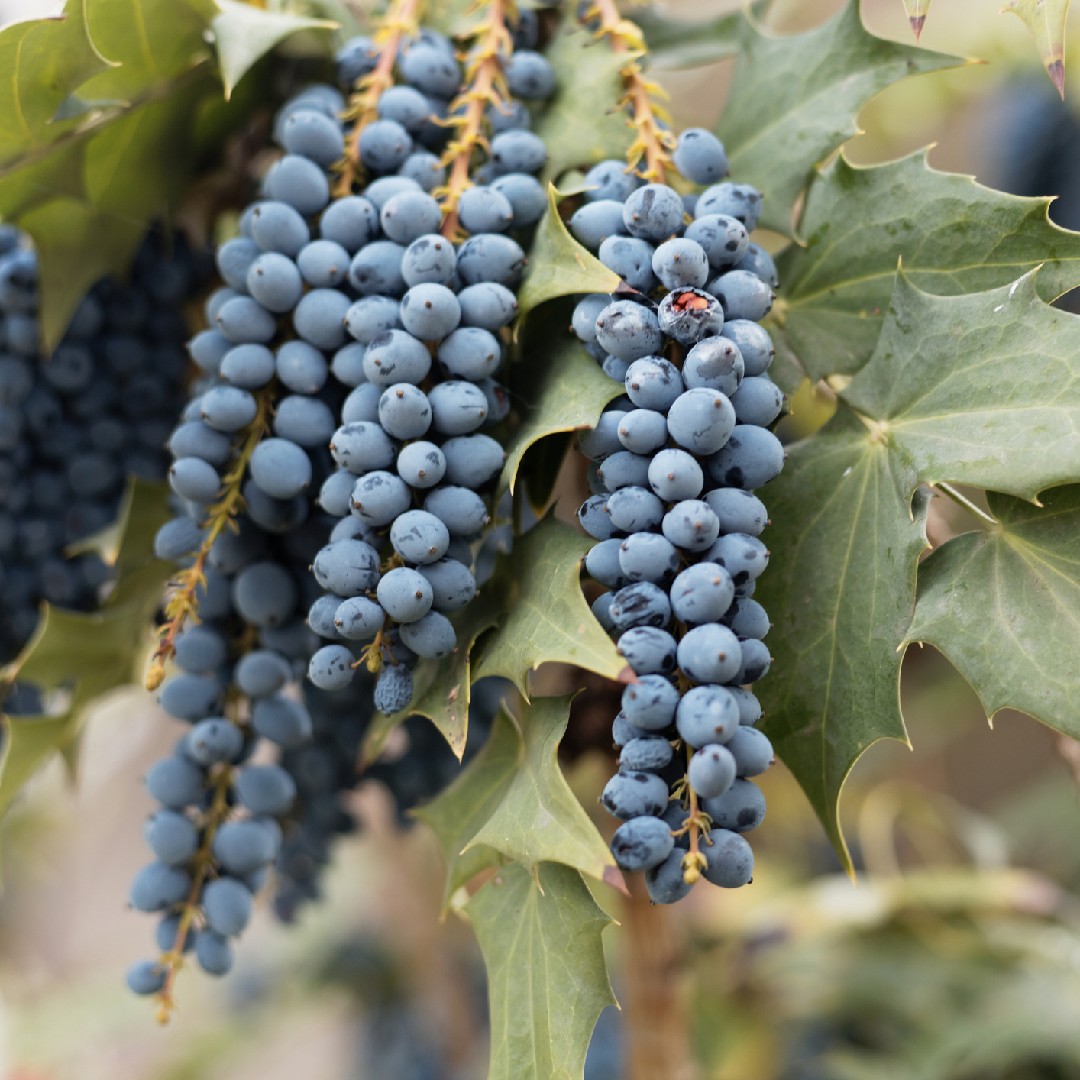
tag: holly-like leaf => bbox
[464,862,615,1080]
[472,517,626,694]
[759,271,1080,862]
[905,486,1080,732]
[407,599,504,758]
[0,0,109,166]
[413,708,520,910]
[0,479,171,824]
[902,0,933,41]
[516,185,620,321]
[535,23,631,181]
[465,696,613,882]
[719,0,957,236]
[499,335,623,499]
[771,152,1080,384]
[211,1,337,98]
[1004,0,1069,98]
[842,272,1080,500]
[0,0,220,346]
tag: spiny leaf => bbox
[0,0,219,346]
[719,0,958,236]
[535,22,631,181]
[211,1,337,98]
[499,335,623,500]
[0,479,171,824]
[759,271,1080,864]
[771,151,1080,386]
[516,186,620,321]
[842,271,1080,501]
[472,517,625,694]
[1004,0,1069,98]
[464,862,615,1080]
[0,0,109,165]
[902,0,933,41]
[756,412,925,863]
[405,600,503,758]
[905,486,1080,732]
[465,697,613,883]
[413,709,520,911]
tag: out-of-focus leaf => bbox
[535,23,631,180]
[0,479,170,825]
[464,862,615,1080]
[902,0,933,41]
[211,1,337,98]
[1004,0,1070,98]
[905,486,1080,733]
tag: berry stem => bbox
[145,386,275,691]
[154,759,236,1023]
[335,0,425,197]
[586,0,675,182]
[437,0,516,238]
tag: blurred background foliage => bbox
[2,1,1080,1078]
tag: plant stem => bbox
[438,0,514,238]
[621,882,696,1080]
[929,481,997,527]
[145,386,275,690]
[335,0,425,197]
[588,0,676,182]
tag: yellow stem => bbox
[335,0,425,197]
[437,0,515,238]
[145,387,275,690]
[588,0,675,182]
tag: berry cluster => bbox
[305,19,555,712]
[0,227,203,664]
[129,6,556,1003]
[570,130,783,902]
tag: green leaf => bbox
[1004,0,1069,98]
[719,0,957,236]
[771,151,1080,383]
[535,23,631,181]
[465,862,615,1080]
[211,1,337,98]
[756,412,925,863]
[516,185,620,321]
[0,0,109,165]
[473,517,626,694]
[0,479,171,824]
[414,709,521,910]
[842,271,1080,500]
[465,697,613,882]
[634,7,740,68]
[759,271,1080,862]
[0,0,220,346]
[401,600,503,758]
[905,486,1080,733]
[901,0,933,41]
[499,335,622,499]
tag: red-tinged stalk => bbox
[437,0,516,239]
[587,0,676,182]
[335,0,426,197]
[145,387,275,691]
